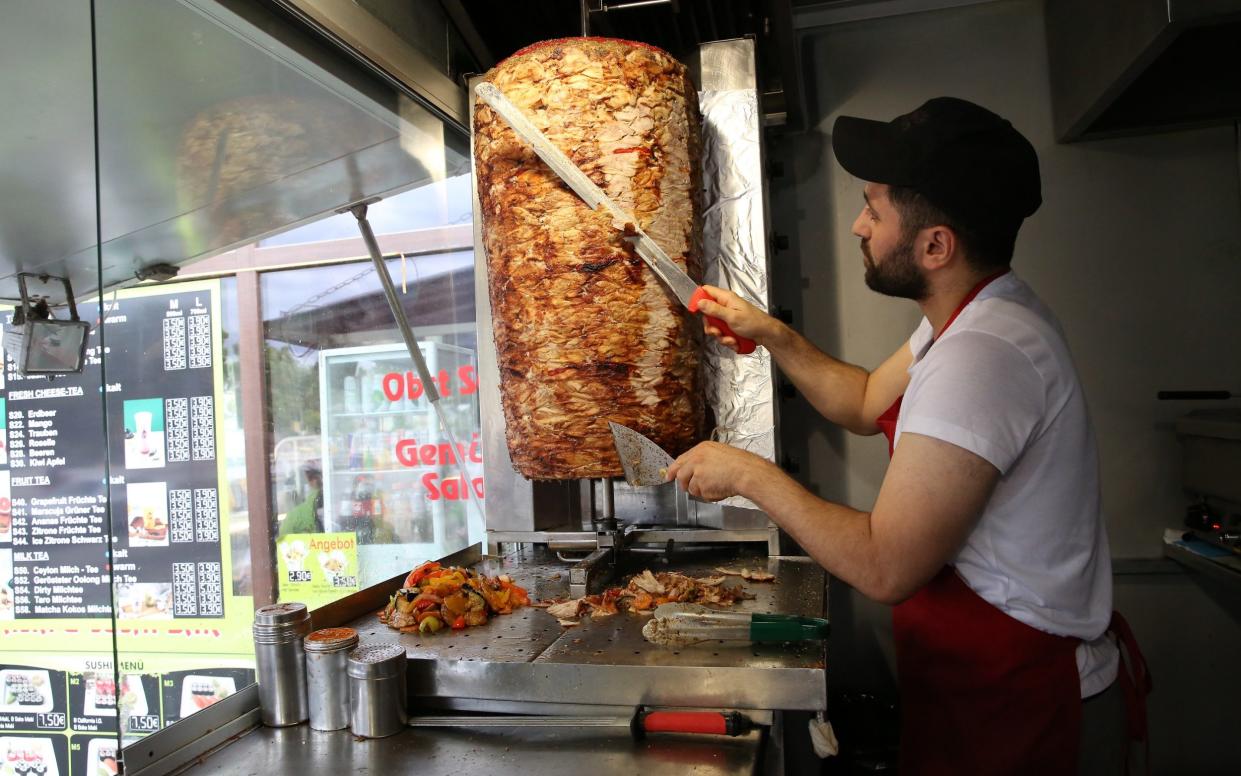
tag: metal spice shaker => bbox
[304,627,359,731]
[347,643,407,738]
[252,602,312,726]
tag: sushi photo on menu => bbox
[82,673,117,718]
[0,736,62,776]
[160,668,254,725]
[178,675,236,717]
[125,482,169,548]
[122,398,165,470]
[0,670,53,714]
[84,739,118,776]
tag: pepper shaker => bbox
[304,627,359,731]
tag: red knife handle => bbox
[633,708,752,737]
[688,287,757,355]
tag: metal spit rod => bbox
[598,477,616,528]
[346,200,486,530]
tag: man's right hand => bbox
[694,285,784,354]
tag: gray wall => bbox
[770,1,1241,772]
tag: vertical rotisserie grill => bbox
[473,37,705,480]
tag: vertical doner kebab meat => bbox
[474,38,704,479]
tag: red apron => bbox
[879,271,1084,775]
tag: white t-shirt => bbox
[896,271,1117,698]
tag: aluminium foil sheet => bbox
[698,83,775,512]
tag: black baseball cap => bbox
[832,97,1041,232]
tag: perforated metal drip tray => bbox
[344,545,827,711]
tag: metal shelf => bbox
[1163,540,1241,593]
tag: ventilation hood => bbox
[1047,0,1241,141]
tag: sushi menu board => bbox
[0,653,255,775]
[0,661,76,776]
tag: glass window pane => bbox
[0,3,118,772]
[263,236,481,606]
[86,0,473,745]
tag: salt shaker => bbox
[252,602,312,726]
[347,643,407,738]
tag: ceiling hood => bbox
[0,0,466,305]
[1046,0,1241,141]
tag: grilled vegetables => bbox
[379,562,530,634]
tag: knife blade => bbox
[475,81,756,355]
[608,421,675,487]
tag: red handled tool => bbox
[407,706,756,738]
[632,707,754,737]
[689,287,756,354]
[476,82,758,356]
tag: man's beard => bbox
[862,232,928,301]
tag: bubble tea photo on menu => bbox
[122,398,166,470]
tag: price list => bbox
[0,287,225,621]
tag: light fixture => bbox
[2,274,91,375]
[135,262,180,283]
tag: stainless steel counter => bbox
[177,719,763,776]
[347,545,827,711]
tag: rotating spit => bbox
[472,38,780,567]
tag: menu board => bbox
[0,279,257,766]
[0,280,253,655]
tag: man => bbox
[667,98,1126,774]
[278,461,324,537]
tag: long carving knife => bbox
[475,81,756,354]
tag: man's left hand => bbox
[666,441,773,501]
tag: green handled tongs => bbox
[648,603,829,644]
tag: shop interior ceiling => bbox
[446,0,806,123]
[0,0,896,311]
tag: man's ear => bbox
[919,225,956,271]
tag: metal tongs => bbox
[651,603,829,644]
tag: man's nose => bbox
[851,209,868,239]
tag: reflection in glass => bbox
[264,236,479,602]
[0,2,119,768]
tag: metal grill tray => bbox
[345,545,827,711]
